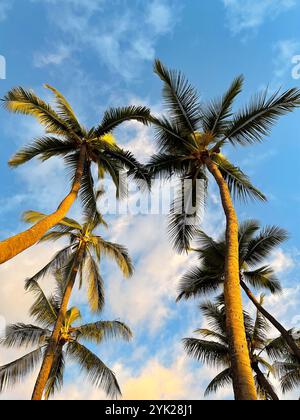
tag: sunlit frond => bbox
[76,321,132,344]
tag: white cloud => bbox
[31,0,178,79]
[223,0,297,35]
[268,248,295,274]
[34,45,71,68]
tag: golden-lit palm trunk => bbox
[0,145,87,265]
[32,245,85,401]
[206,157,257,401]
[241,280,300,362]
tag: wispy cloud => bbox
[32,0,179,79]
[222,0,297,35]
[34,45,72,68]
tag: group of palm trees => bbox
[0,60,300,400]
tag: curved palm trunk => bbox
[0,145,87,265]
[241,280,300,362]
[252,362,279,400]
[206,157,257,401]
[32,244,85,401]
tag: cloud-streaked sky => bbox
[0,0,300,400]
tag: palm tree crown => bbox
[184,299,279,400]
[148,60,300,252]
[24,210,133,313]
[178,220,287,300]
[0,273,132,399]
[4,84,151,213]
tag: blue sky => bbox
[0,0,300,400]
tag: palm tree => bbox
[148,59,300,399]
[0,84,150,264]
[22,210,133,400]
[184,300,279,400]
[0,272,132,400]
[177,220,300,361]
[266,333,300,397]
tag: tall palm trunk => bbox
[241,280,300,361]
[32,244,85,400]
[206,156,257,401]
[0,145,87,265]
[252,362,279,400]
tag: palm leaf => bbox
[67,341,121,399]
[0,324,49,349]
[3,87,73,136]
[223,87,300,146]
[95,106,150,136]
[8,136,75,167]
[154,59,201,137]
[202,75,244,136]
[0,347,44,393]
[183,338,229,367]
[212,153,266,202]
[76,321,132,344]
[204,368,232,397]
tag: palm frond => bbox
[212,153,266,202]
[204,368,232,397]
[154,59,201,136]
[0,324,49,349]
[23,210,82,230]
[223,87,300,146]
[8,136,75,167]
[183,338,228,367]
[3,87,74,136]
[26,280,58,327]
[147,153,191,179]
[95,106,151,136]
[177,266,221,301]
[96,238,133,278]
[243,266,282,294]
[102,148,151,191]
[25,245,74,287]
[0,348,44,393]
[168,176,207,254]
[150,115,195,154]
[67,341,121,399]
[245,226,289,267]
[76,321,132,344]
[44,84,82,135]
[86,253,105,313]
[202,75,244,136]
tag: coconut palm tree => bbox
[0,272,132,400]
[177,220,300,361]
[0,84,150,264]
[266,333,300,397]
[148,59,300,399]
[23,210,133,400]
[184,299,279,400]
